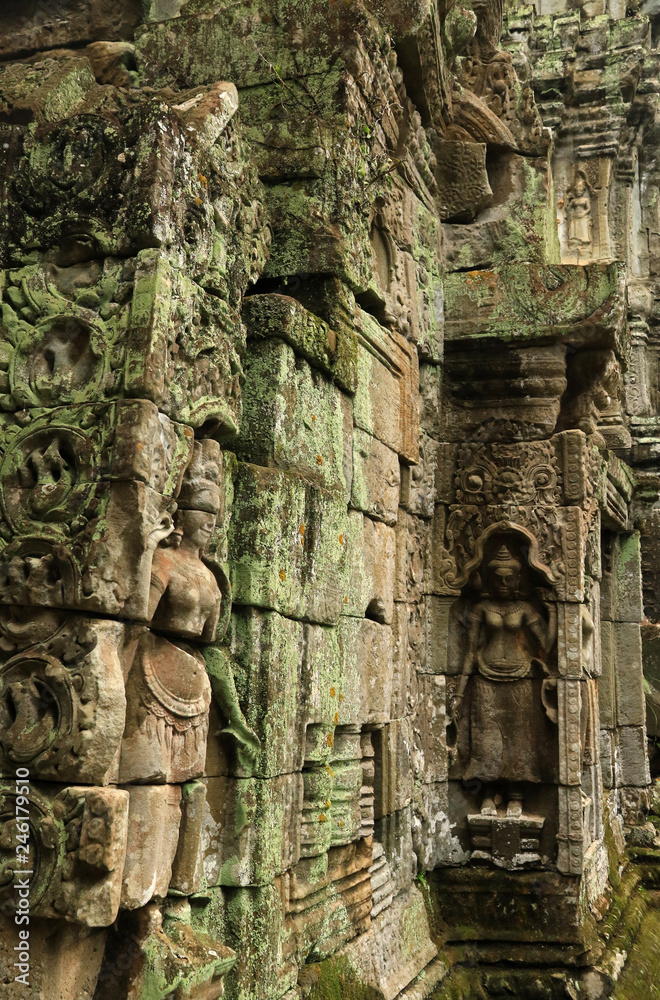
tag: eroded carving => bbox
[452,536,559,834]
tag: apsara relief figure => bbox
[566,169,593,249]
[454,537,558,818]
[120,439,258,783]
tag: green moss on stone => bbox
[302,955,381,1000]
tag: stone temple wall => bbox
[1,1,660,998]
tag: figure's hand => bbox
[148,513,175,549]
[535,586,554,600]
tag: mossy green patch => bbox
[302,955,381,1000]
[612,905,660,1000]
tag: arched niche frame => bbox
[448,519,559,594]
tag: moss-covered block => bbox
[301,954,381,1000]
[228,462,349,624]
[201,773,303,886]
[303,622,362,728]
[243,293,358,395]
[136,3,344,89]
[236,338,350,497]
[443,262,624,346]
[262,180,374,291]
[337,617,392,724]
[138,914,236,1000]
[222,883,286,1000]
[341,510,396,621]
[227,607,305,777]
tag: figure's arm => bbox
[526,595,557,654]
[201,596,221,643]
[454,610,481,715]
[147,554,169,621]
[204,646,260,772]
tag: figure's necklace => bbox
[486,599,525,613]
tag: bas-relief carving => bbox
[0,609,132,785]
[566,169,593,251]
[557,158,612,265]
[449,534,559,867]
[0,782,128,926]
[121,439,258,785]
[0,0,654,995]
[0,254,247,432]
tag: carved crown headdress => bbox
[487,542,521,571]
[177,439,222,515]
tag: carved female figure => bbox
[120,441,222,784]
[148,507,221,642]
[120,439,258,783]
[567,169,592,248]
[454,540,558,816]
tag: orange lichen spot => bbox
[330,687,336,698]
[319,813,327,822]
[137,442,144,450]
[339,820,344,828]
[316,455,324,465]
[279,569,286,581]
[334,713,339,725]
[325,764,335,777]
[197,173,208,186]
[299,524,305,536]
[338,534,344,545]
[344,595,348,604]
[325,799,331,808]
[326,733,334,748]
[311,414,316,421]
[194,197,203,206]
[338,693,343,703]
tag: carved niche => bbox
[448,526,560,869]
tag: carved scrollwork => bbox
[0,782,128,926]
[454,441,562,506]
[0,612,127,783]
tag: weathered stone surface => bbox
[353,309,419,465]
[337,618,393,725]
[237,337,351,496]
[94,901,236,1000]
[228,463,349,624]
[443,263,625,345]
[243,293,358,396]
[201,773,303,886]
[373,719,413,818]
[434,867,586,944]
[0,781,128,926]
[352,430,401,526]
[120,784,182,910]
[1,0,658,994]
[0,916,107,1000]
[340,886,437,1000]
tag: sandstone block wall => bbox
[1,2,660,999]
